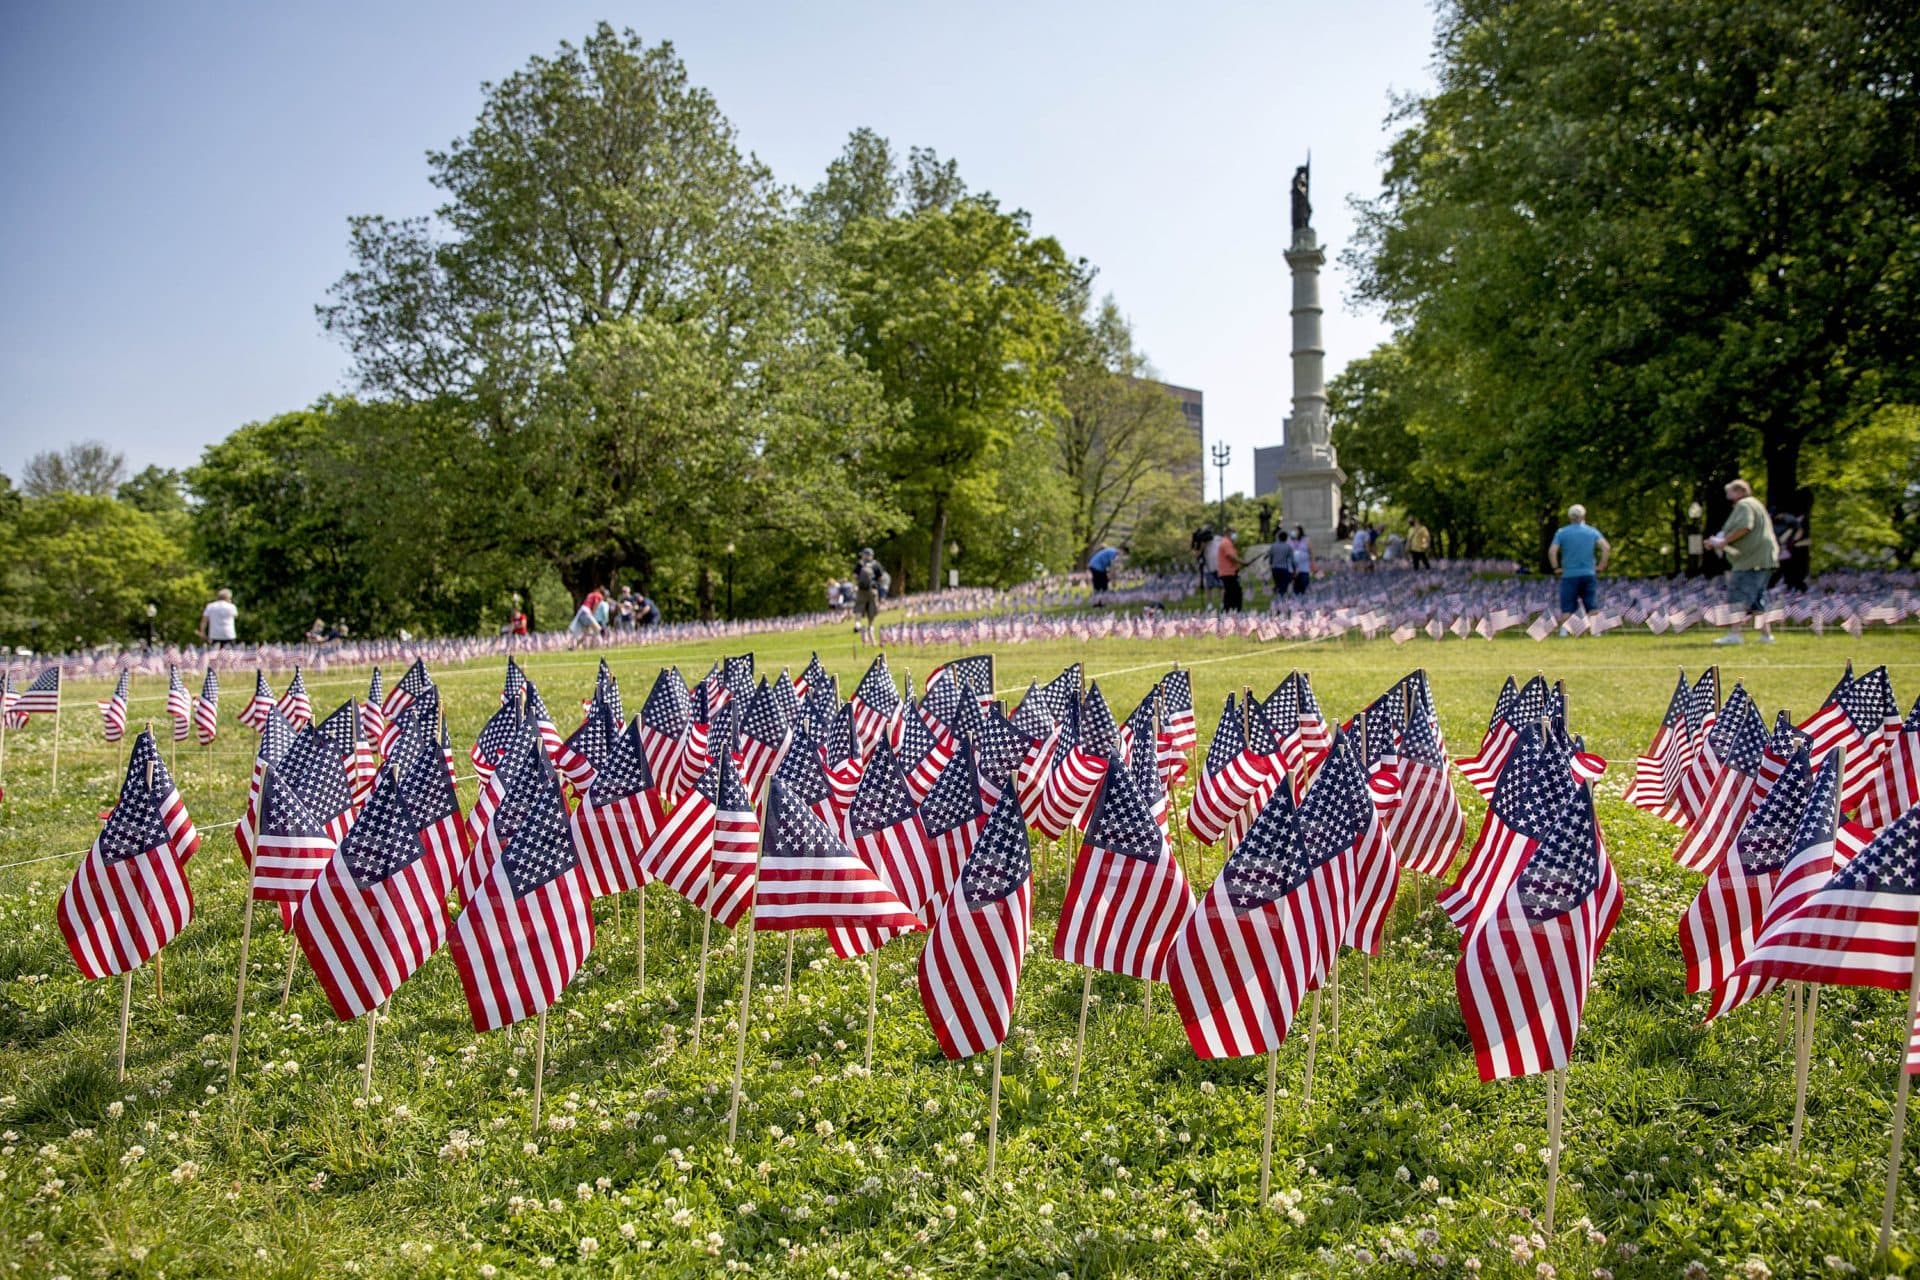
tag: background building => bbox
[1139,379,1205,501]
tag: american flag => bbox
[1188,696,1273,846]
[1440,727,1580,936]
[638,667,692,794]
[1169,776,1341,1058]
[771,670,801,729]
[1627,672,1694,822]
[1403,670,1445,754]
[1859,697,1920,834]
[99,670,129,743]
[500,656,527,708]
[1131,702,1171,833]
[926,654,996,712]
[1387,698,1466,879]
[1733,764,1920,1027]
[921,670,966,738]
[127,730,199,862]
[1292,671,1334,766]
[563,693,618,780]
[278,666,313,730]
[57,735,196,979]
[381,658,433,720]
[1159,669,1197,752]
[194,668,221,746]
[1688,666,1723,747]
[316,701,377,811]
[943,680,986,745]
[736,679,793,799]
[1457,674,1550,800]
[573,712,662,899]
[1757,710,1812,798]
[1033,698,1110,840]
[234,709,296,872]
[1055,758,1195,981]
[850,655,902,755]
[1679,746,1816,999]
[1034,664,1082,726]
[7,666,60,725]
[917,787,1031,1059]
[773,721,839,832]
[898,697,956,804]
[755,778,924,959]
[1673,690,1769,873]
[822,700,866,811]
[458,734,546,904]
[378,684,439,760]
[394,720,470,884]
[249,763,339,901]
[646,744,759,925]
[280,726,357,845]
[1455,750,1621,1081]
[1812,665,1905,804]
[724,653,756,704]
[974,708,1038,808]
[796,652,830,702]
[360,668,386,745]
[849,740,942,912]
[523,679,596,791]
[800,675,839,739]
[920,737,988,879]
[1011,680,1055,742]
[166,666,192,741]
[238,669,276,731]
[1678,680,1758,822]
[448,750,595,1032]
[470,702,521,777]
[293,768,452,1021]
[592,657,623,723]
[1321,730,1401,956]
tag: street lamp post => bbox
[725,542,736,621]
[1210,442,1232,525]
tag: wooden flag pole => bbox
[864,947,881,1073]
[1302,988,1322,1113]
[1875,907,1920,1257]
[1071,968,1094,1094]
[116,969,133,1083]
[725,915,760,1144]
[154,950,164,1004]
[1142,978,1151,1030]
[530,1008,549,1136]
[1258,1047,1278,1204]
[360,1005,379,1101]
[1544,1067,1567,1239]
[279,939,301,1011]
[226,793,264,1087]
[50,681,63,792]
[987,1043,1004,1183]
[636,887,646,991]
[691,911,712,1048]
[1792,983,1821,1153]
[0,669,10,787]
[783,933,796,1004]
[1328,951,1341,1050]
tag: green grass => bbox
[3,623,1920,1277]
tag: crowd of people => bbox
[565,583,662,647]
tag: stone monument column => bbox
[1272,162,1345,561]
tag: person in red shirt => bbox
[1216,527,1243,612]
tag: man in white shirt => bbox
[199,589,238,648]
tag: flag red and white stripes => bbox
[918,790,1032,1060]
[1055,763,1194,981]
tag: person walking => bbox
[1290,527,1314,596]
[1548,504,1610,618]
[199,589,238,649]
[854,547,883,645]
[1407,519,1432,571]
[1268,535,1294,598]
[1216,527,1244,612]
[1707,479,1779,645]
[1349,525,1374,573]
[1773,509,1811,593]
[1087,544,1124,597]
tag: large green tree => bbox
[2,494,207,649]
[1350,0,1920,557]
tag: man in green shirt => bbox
[1706,478,1778,645]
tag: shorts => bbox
[1558,574,1598,614]
[1727,568,1771,614]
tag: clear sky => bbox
[0,1,1437,496]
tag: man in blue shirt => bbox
[1548,504,1611,616]
[1088,545,1124,595]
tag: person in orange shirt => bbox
[1216,526,1243,612]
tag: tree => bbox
[1,495,207,649]
[1054,297,1197,565]
[21,441,126,497]
[1350,0,1920,545]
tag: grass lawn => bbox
[3,623,1919,1278]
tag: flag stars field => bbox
[4,626,1920,1276]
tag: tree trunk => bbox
[697,565,714,622]
[1764,429,1807,521]
[1535,508,1559,575]
[926,499,949,593]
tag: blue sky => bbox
[0,1,1437,495]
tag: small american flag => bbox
[57,731,197,979]
[736,679,793,800]
[7,666,60,725]
[1034,665,1082,726]
[772,721,840,833]
[573,712,663,899]
[166,666,192,741]
[449,751,595,1031]
[278,666,313,730]
[917,787,1031,1059]
[796,652,830,702]
[500,656,527,708]
[293,768,452,1021]
[639,667,692,794]
[99,670,130,743]
[849,740,942,913]
[1440,727,1579,935]
[280,726,357,845]
[1455,740,1621,1081]
[921,669,966,737]
[1032,701,1108,840]
[850,655,902,755]
[1672,689,1768,873]
[926,654,996,711]
[1858,697,1920,834]
[723,653,756,704]
[1457,675,1550,800]
[755,778,924,958]
[1055,758,1195,981]
[234,709,296,872]
[919,737,988,880]
[394,721,470,884]
[471,703,522,777]
[1159,669,1197,752]
[524,679,596,791]
[249,763,339,901]
[315,701,377,811]
[1387,700,1466,879]
[563,694,618,780]
[238,669,276,731]
[645,745,758,924]
[1318,731,1401,956]
[1188,696,1272,846]
[378,684,439,760]
[1627,672,1693,822]
[592,658,623,723]
[898,697,956,804]
[194,668,221,747]
[381,658,433,720]
[360,668,385,745]
[975,708,1039,808]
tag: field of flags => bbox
[13,632,1920,1265]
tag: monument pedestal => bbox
[1256,211,1346,566]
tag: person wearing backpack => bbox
[854,547,883,645]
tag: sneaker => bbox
[1756,633,1777,644]
[1712,633,1744,646]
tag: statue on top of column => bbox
[1290,162,1312,232]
